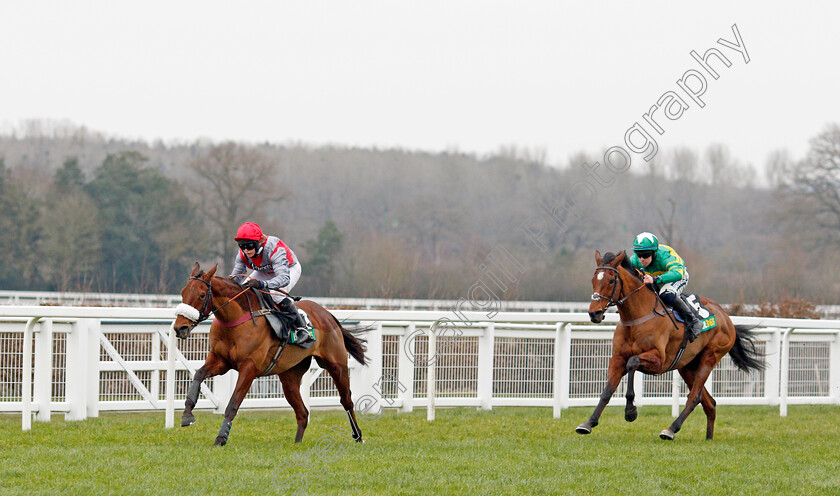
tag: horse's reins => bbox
[189,275,287,376]
[592,265,689,373]
[188,276,257,326]
[229,273,303,302]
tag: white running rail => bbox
[0,305,837,431]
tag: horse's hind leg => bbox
[677,367,717,440]
[576,355,627,434]
[182,352,229,427]
[316,356,363,442]
[660,358,716,441]
[279,356,313,443]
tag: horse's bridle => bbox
[591,266,645,308]
[188,275,216,323]
[186,276,255,326]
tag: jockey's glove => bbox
[245,279,264,289]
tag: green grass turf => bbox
[0,405,838,495]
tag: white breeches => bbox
[658,269,689,296]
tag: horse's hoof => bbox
[625,407,638,422]
[575,424,592,435]
[180,415,195,427]
[659,429,675,441]
[212,437,227,447]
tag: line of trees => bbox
[1,122,838,304]
[1,152,198,292]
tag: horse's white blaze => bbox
[597,272,605,280]
[174,303,201,322]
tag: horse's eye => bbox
[199,293,206,300]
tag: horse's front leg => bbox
[624,349,666,422]
[182,352,229,427]
[576,355,627,434]
[624,356,640,422]
[214,362,259,447]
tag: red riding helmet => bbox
[234,222,263,241]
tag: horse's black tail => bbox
[330,313,369,366]
[729,325,766,373]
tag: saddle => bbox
[253,290,314,346]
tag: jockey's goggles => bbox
[635,250,655,259]
[238,241,259,251]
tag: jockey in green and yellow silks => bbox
[628,232,703,341]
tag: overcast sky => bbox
[2,1,838,178]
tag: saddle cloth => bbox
[254,291,313,340]
[671,292,718,332]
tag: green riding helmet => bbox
[633,232,659,256]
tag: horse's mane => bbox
[201,272,248,299]
[602,251,643,282]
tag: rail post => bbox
[65,317,90,421]
[22,317,41,431]
[780,327,795,417]
[398,323,416,412]
[671,371,681,417]
[553,322,571,418]
[33,319,53,422]
[165,323,176,428]
[832,330,840,405]
[427,325,436,421]
[478,322,494,411]
[764,328,782,406]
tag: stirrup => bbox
[290,326,314,342]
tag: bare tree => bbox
[705,143,735,186]
[785,124,840,239]
[657,198,677,245]
[187,142,286,270]
[766,149,792,189]
[704,143,756,188]
[670,147,699,183]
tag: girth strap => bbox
[664,310,691,372]
[260,340,287,376]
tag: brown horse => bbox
[577,251,764,440]
[172,262,367,446]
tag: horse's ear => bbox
[190,262,201,276]
[595,250,602,266]
[204,264,218,280]
[615,251,626,265]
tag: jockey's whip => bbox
[643,275,679,331]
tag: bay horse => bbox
[172,262,367,446]
[577,251,764,440]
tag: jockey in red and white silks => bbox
[230,222,301,304]
[230,222,311,345]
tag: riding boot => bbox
[671,294,704,342]
[276,297,315,347]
